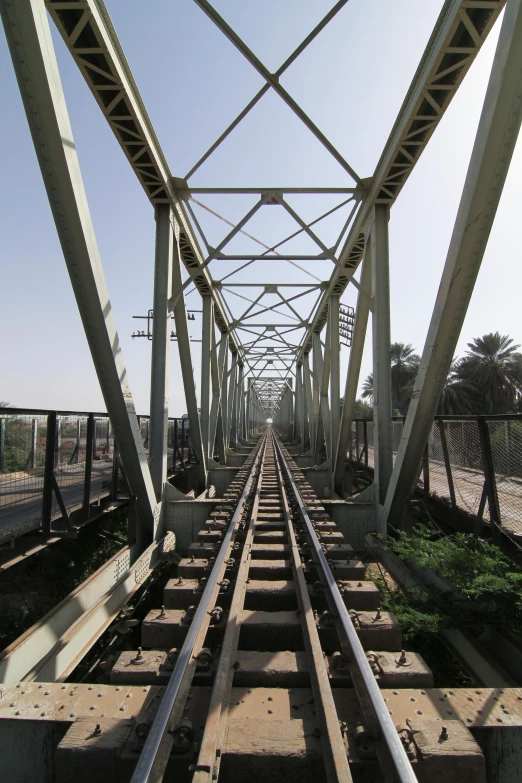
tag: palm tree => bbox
[361,343,420,414]
[457,333,522,413]
[391,343,420,412]
[361,374,374,405]
[437,360,476,415]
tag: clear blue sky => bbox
[1,1,521,415]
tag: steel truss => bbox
[1,0,519,544]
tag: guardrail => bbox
[349,414,522,540]
[0,407,195,545]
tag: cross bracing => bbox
[1,0,521,543]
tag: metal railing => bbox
[0,407,196,546]
[349,414,522,539]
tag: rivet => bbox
[10,703,17,708]
[497,717,503,723]
[15,711,20,716]
[44,691,50,696]
[88,686,94,691]
[90,706,96,710]
[97,693,103,698]
[34,704,41,709]
[268,709,273,714]
[417,710,423,715]
[21,690,26,695]
[41,712,46,717]
[69,713,75,718]
[446,710,453,715]
[38,685,43,690]
[116,687,121,692]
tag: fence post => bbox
[0,417,5,472]
[173,418,178,470]
[55,416,62,468]
[83,413,94,516]
[105,420,111,455]
[92,417,98,460]
[30,418,38,469]
[355,421,360,466]
[422,444,430,500]
[42,411,57,536]
[477,416,502,543]
[437,419,457,510]
[111,443,120,500]
[363,420,368,469]
[181,418,186,465]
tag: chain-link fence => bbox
[0,408,193,546]
[350,415,522,538]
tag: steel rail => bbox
[193,431,269,782]
[274,435,419,783]
[130,434,266,783]
[272,435,353,782]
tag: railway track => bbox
[8,429,497,782]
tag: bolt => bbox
[158,606,167,619]
[440,726,448,741]
[94,724,102,736]
[135,647,143,661]
[374,607,381,621]
[398,650,407,665]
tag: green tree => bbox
[361,343,420,414]
[436,360,476,415]
[456,333,522,414]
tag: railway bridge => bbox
[1,1,522,781]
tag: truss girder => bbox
[298,0,506,357]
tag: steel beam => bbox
[370,205,393,504]
[200,296,213,458]
[297,0,505,359]
[209,332,227,460]
[333,254,372,494]
[1,0,157,543]
[328,295,341,460]
[386,0,522,526]
[172,223,207,490]
[149,205,173,503]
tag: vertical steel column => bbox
[171,223,207,490]
[221,349,229,451]
[245,380,252,439]
[237,363,245,442]
[227,353,238,450]
[329,294,341,459]
[370,204,393,504]
[0,0,156,542]
[303,353,313,451]
[333,254,371,494]
[295,364,304,446]
[386,0,522,526]
[209,331,227,460]
[200,295,213,458]
[149,204,173,502]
